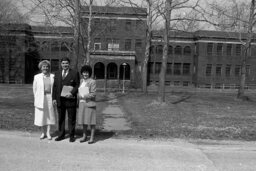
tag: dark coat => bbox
[52,69,80,107]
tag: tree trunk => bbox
[237,0,255,98]
[158,0,171,103]
[142,0,152,93]
[85,0,93,65]
[73,0,80,70]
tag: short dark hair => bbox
[80,65,92,77]
[61,57,70,63]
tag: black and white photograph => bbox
[1,0,256,170]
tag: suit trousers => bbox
[57,98,77,138]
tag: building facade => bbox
[2,6,256,89]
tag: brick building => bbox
[2,6,256,89]
[0,24,39,84]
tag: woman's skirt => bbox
[77,101,96,125]
[34,94,56,126]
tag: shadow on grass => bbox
[171,95,192,104]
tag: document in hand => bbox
[61,85,73,97]
[78,86,89,98]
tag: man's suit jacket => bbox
[52,69,80,107]
[33,73,54,108]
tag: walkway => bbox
[101,93,131,132]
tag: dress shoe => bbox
[47,134,52,140]
[79,137,87,143]
[40,133,46,140]
[88,140,94,144]
[69,137,75,142]
[55,136,65,141]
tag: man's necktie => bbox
[62,70,67,80]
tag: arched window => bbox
[156,45,163,54]
[41,41,49,51]
[183,46,191,55]
[61,42,69,51]
[150,45,155,54]
[119,63,130,80]
[107,63,118,79]
[168,45,173,55]
[51,41,59,51]
[94,62,105,79]
[174,45,182,55]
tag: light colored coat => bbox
[33,73,54,108]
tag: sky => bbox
[15,0,251,29]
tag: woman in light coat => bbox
[33,60,56,140]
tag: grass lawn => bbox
[0,84,107,133]
[119,90,256,141]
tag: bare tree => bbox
[197,0,256,99]
[156,0,200,102]
[0,0,27,23]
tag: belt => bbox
[44,92,51,95]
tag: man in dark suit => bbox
[52,57,80,142]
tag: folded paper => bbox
[61,85,73,97]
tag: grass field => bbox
[119,90,256,141]
[2,84,256,141]
[0,84,107,133]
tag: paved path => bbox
[101,93,131,131]
[1,131,256,171]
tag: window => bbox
[94,38,101,50]
[61,42,69,51]
[236,44,241,56]
[174,63,181,75]
[149,62,154,74]
[51,59,59,72]
[183,81,189,86]
[174,46,182,55]
[156,45,163,54]
[167,63,172,75]
[107,38,119,51]
[183,63,190,75]
[207,43,213,56]
[217,43,223,56]
[227,44,232,56]
[155,62,161,74]
[135,39,142,50]
[51,41,59,51]
[124,39,132,50]
[94,18,100,27]
[150,45,155,54]
[183,46,191,55]
[206,64,212,76]
[216,64,222,76]
[225,64,231,77]
[109,19,116,32]
[235,65,241,76]
[174,81,180,86]
[246,65,250,76]
[168,45,173,55]
[136,20,143,29]
[125,20,132,31]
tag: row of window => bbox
[92,18,144,32]
[205,64,250,77]
[94,38,143,51]
[37,41,70,52]
[207,43,242,56]
[148,62,191,75]
[151,81,190,86]
[151,45,192,55]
